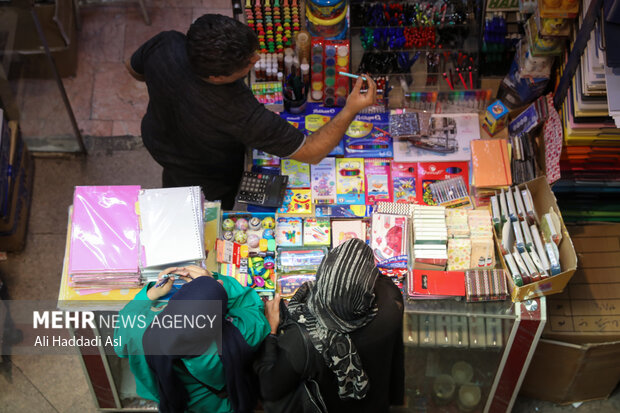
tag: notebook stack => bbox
[139,186,206,282]
[412,205,448,270]
[67,186,142,292]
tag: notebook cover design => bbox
[470,139,512,187]
[365,158,393,204]
[281,159,311,188]
[335,158,365,204]
[311,158,337,204]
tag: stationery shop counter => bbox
[397,297,546,413]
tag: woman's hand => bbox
[147,267,180,300]
[264,293,281,335]
[177,265,212,280]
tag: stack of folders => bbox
[491,185,562,287]
[554,0,620,221]
[139,187,206,282]
[68,186,142,292]
[412,205,448,270]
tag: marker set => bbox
[344,112,394,158]
[405,90,493,113]
[310,38,350,107]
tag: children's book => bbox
[281,159,311,188]
[391,162,417,204]
[311,158,337,203]
[276,217,303,246]
[335,158,365,204]
[331,219,365,247]
[303,218,331,246]
[365,158,392,204]
[277,189,313,215]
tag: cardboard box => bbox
[542,224,620,344]
[520,224,620,403]
[521,339,620,404]
[0,123,33,252]
[496,176,577,302]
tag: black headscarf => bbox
[142,276,257,413]
[287,238,380,400]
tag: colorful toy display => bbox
[217,212,278,291]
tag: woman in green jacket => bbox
[114,265,271,412]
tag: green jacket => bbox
[114,273,270,412]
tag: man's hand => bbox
[344,74,377,113]
[125,60,145,82]
[264,293,281,335]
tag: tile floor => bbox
[66,0,234,139]
[0,1,618,412]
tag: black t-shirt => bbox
[130,31,305,195]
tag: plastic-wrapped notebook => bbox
[69,186,141,275]
[139,186,205,268]
[470,139,512,188]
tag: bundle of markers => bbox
[429,176,473,209]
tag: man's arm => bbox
[289,75,377,164]
[125,59,145,82]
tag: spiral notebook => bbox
[139,186,205,269]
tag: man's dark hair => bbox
[186,14,259,78]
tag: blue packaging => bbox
[344,112,393,158]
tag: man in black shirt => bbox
[127,14,376,209]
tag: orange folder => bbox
[471,139,512,188]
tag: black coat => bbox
[254,275,405,413]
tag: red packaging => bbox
[416,162,469,205]
[411,269,466,297]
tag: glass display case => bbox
[348,0,485,111]
[70,296,545,412]
[397,297,546,413]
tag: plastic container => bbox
[307,0,347,20]
[306,5,348,39]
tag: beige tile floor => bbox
[0,1,618,411]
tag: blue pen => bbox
[155,274,174,288]
[338,71,367,81]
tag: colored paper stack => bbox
[67,186,142,292]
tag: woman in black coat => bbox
[254,238,404,412]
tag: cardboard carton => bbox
[495,176,577,301]
[520,224,620,403]
[0,122,33,251]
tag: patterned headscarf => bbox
[287,238,380,400]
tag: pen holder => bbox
[284,91,308,114]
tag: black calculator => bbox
[235,171,289,208]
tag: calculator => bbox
[235,171,289,208]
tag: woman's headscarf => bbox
[287,238,380,400]
[142,276,256,413]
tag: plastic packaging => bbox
[69,186,141,275]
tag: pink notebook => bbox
[69,186,141,274]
